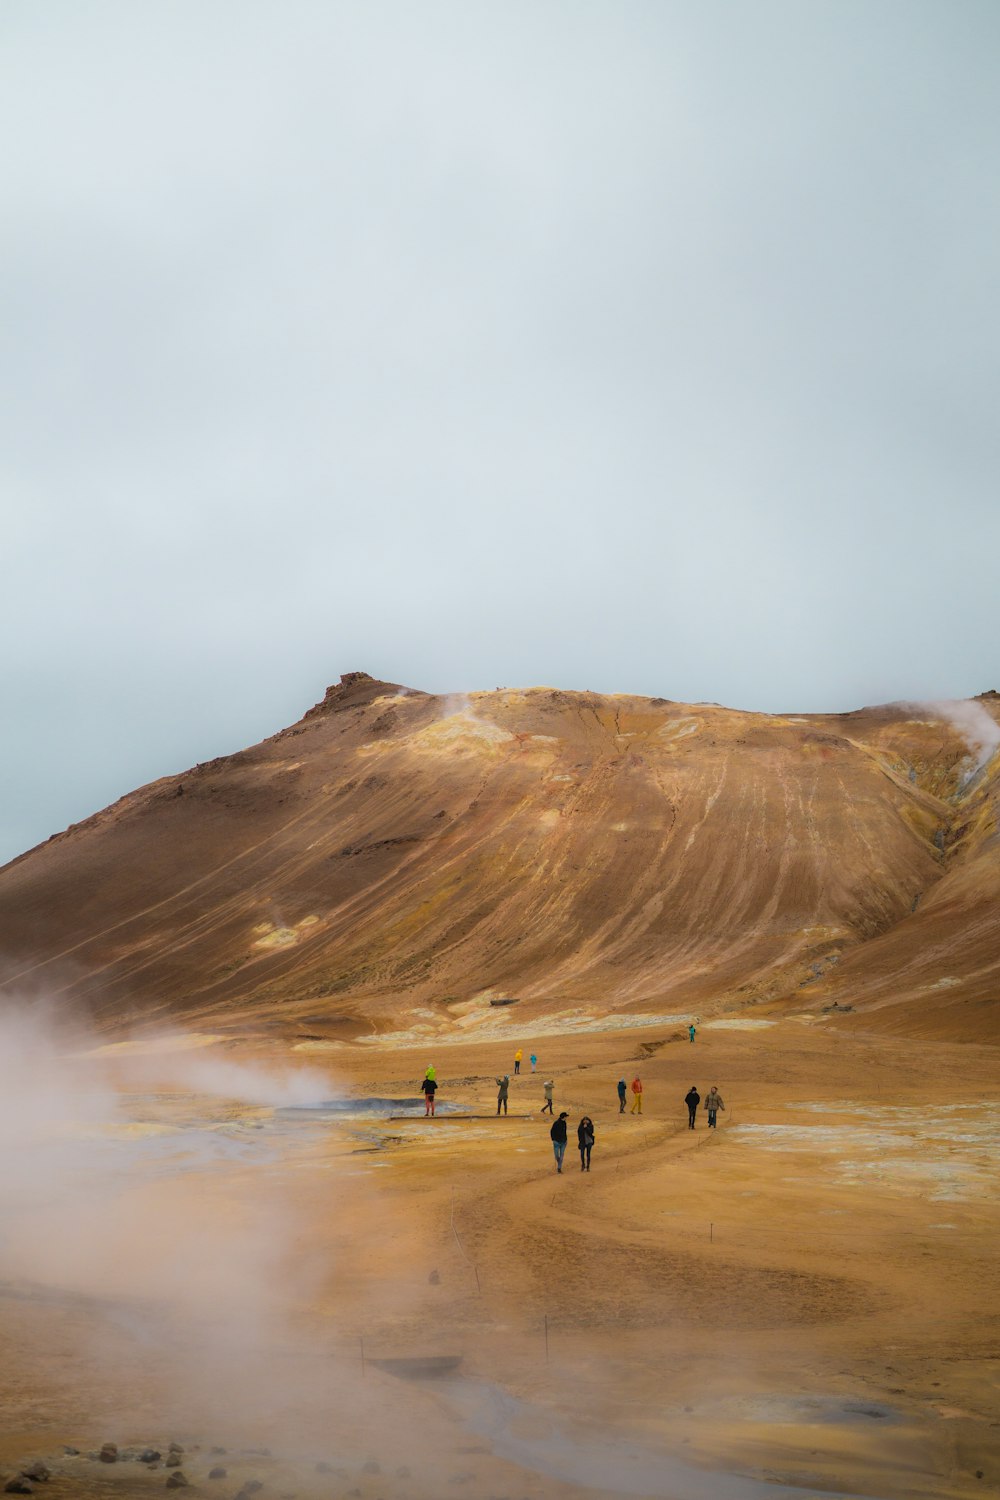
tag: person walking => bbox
[514,1049,522,1076]
[685,1085,700,1129]
[704,1085,725,1128]
[577,1116,595,1171]
[630,1076,643,1114]
[496,1074,510,1116]
[550,1112,569,1172]
[541,1079,554,1115]
[529,1053,537,1073]
[617,1078,627,1113]
[688,1023,697,1043]
[422,1073,438,1117]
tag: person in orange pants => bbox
[630,1075,643,1114]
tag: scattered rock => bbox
[140,1451,162,1465]
[62,1449,80,1458]
[99,1444,118,1464]
[236,1483,263,1497]
[165,1473,188,1489]
[4,1480,33,1495]
[209,1447,226,1456]
[208,1468,227,1480]
[19,1467,48,1484]
[164,1455,182,1469]
[168,1444,184,1455]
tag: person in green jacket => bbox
[496,1074,510,1116]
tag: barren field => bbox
[1,1015,997,1500]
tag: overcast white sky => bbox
[2,1,998,863]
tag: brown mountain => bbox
[1,673,997,1041]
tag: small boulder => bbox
[140,1451,162,1465]
[4,1482,33,1496]
[165,1473,188,1490]
[99,1444,118,1464]
[62,1449,80,1458]
[168,1444,184,1456]
[164,1455,182,1469]
[19,1467,49,1484]
[208,1468,226,1480]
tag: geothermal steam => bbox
[919,698,1000,780]
[0,1007,341,1447]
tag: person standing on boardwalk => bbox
[422,1073,438,1117]
[514,1049,522,1075]
[541,1079,555,1115]
[688,1023,697,1043]
[617,1078,627,1113]
[630,1076,643,1114]
[685,1085,700,1128]
[704,1085,724,1128]
[496,1074,510,1116]
[577,1116,595,1171]
[550,1112,569,1172]
[530,1053,537,1073]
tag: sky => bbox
[2,1,998,864]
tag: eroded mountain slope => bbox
[0,675,996,1040]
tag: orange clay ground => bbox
[1,1015,997,1500]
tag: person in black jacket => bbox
[577,1116,595,1171]
[550,1111,569,1172]
[422,1074,438,1117]
[685,1086,700,1129]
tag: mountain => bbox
[1,674,997,1042]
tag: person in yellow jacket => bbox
[514,1048,523,1075]
[630,1075,643,1114]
